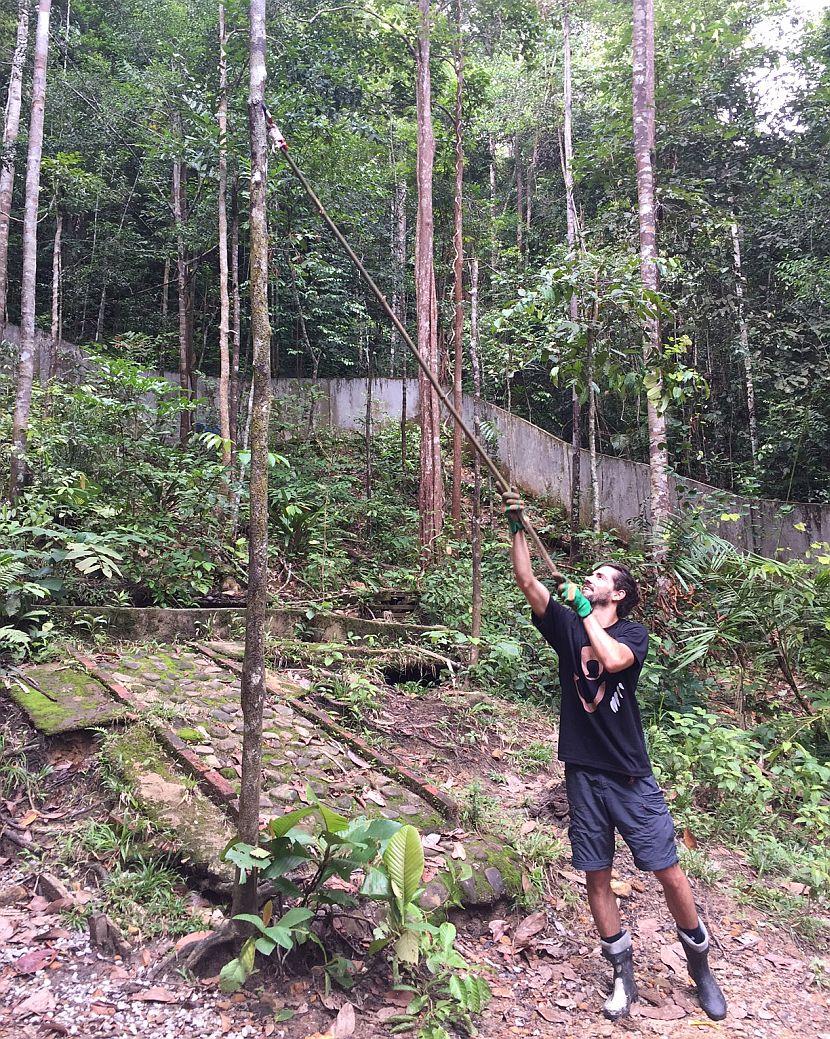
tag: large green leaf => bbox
[382,824,423,911]
[218,936,256,993]
[393,928,420,965]
[267,807,315,838]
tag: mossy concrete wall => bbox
[49,604,441,643]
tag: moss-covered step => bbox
[104,724,235,890]
[203,637,455,681]
[2,665,130,735]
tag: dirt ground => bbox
[2,658,829,1039]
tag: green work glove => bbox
[559,581,593,619]
[502,489,525,536]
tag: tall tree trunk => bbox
[80,182,100,340]
[586,320,600,532]
[0,0,31,332]
[390,177,407,377]
[364,332,373,501]
[9,0,51,499]
[488,132,497,272]
[230,176,242,446]
[730,213,758,466]
[162,257,169,325]
[450,0,465,526]
[468,257,482,666]
[391,175,408,466]
[217,0,232,469]
[173,149,193,444]
[49,210,62,379]
[632,0,670,556]
[414,0,444,559]
[95,283,106,342]
[232,0,272,924]
[561,2,583,554]
[515,137,523,259]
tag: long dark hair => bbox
[601,562,640,617]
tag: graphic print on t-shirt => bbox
[576,645,606,712]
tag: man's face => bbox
[582,566,623,609]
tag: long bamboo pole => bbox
[266,111,565,585]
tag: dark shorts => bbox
[565,765,678,873]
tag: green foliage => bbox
[219,803,489,1034]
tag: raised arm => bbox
[504,491,551,617]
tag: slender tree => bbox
[632,0,670,555]
[450,0,465,525]
[0,0,31,332]
[217,0,232,469]
[468,257,482,665]
[172,144,193,445]
[49,211,63,378]
[230,175,242,446]
[232,0,272,922]
[560,1,585,548]
[730,212,758,467]
[9,0,51,499]
[414,0,444,557]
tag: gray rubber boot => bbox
[600,931,638,1020]
[677,921,727,1021]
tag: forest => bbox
[1,0,830,1037]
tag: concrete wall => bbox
[263,377,830,561]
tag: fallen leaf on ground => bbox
[451,843,466,860]
[15,949,56,974]
[513,911,547,951]
[537,1004,560,1022]
[659,944,688,976]
[489,919,508,941]
[175,930,212,952]
[14,989,55,1017]
[682,826,698,849]
[131,986,180,1003]
[637,1002,687,1020]
[375,1006,402,1023]
[331,1001,356,1038]
[90,1003,117,1016]
[17,809,41,827]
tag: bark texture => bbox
[414,0,444,558]
[9,0,51,499]
[632,0,670,555]
[230,176,242,446]
[172,148,193,445]
[468,257,482,666]
[232,0,272,922]
[0,0,31,331]
[450,0,465,525]
[561,3,583,550]
[217,0,232,468]
[49,210,62,380]
[730,215,759,466]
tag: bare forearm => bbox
[582,613,634,672]
[511,532,550,616]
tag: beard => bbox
[584,588,612,607]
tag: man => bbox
[503,490,726,1022]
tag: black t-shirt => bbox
[531,598,652,777]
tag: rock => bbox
[121,661,141,670]
[420,878,450,911]
[0,884,28,906]
[37,873,72,903]
[88,913,132,960]
[484,866,507,899]
[272,785,298,802]
[610,879,632,898]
